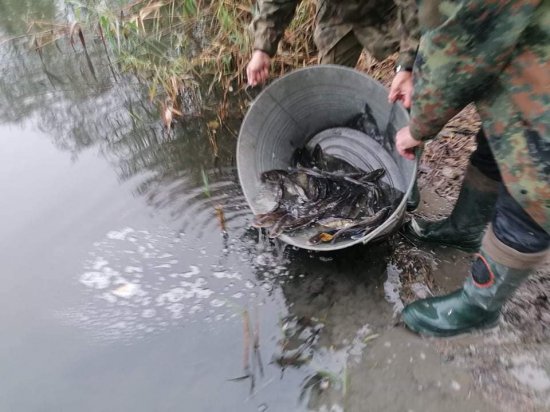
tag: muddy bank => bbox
[394,182,550,412]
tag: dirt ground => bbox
[357,55,550,411]
[399,184,550,412]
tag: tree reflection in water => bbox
[0,9,250,234]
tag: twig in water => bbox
[97,22,118,80]
[201,168,210,197]
[215,205,226,232]
[253,304,264,378]
[228,308,253,388]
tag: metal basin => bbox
[237,65,416,251]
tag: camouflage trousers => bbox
[319,31,363,67]
[470,129,549,253]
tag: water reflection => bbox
[0,0,57,37]
[0,14,246,231]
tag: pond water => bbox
[0,2,497,412]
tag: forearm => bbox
[409,0,538,141]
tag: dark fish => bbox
[252,209,287,228]
[321,153,363,174]
[330,227,367,243]
[281,215,317,232]
[280,175,308,202]
[268,214,293,238]
[330,206,391,243]
[360,168,385,182]
[287,170,310,192]
[345,103,382,140]
[255,144,403,244]
[312,144,327,169]
[291,147,314,168]
[261,169,288,184]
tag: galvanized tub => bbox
[237,65,416,251]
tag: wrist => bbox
[395,64,413,74]
[253,49,270,57]
[409,121,428,142]
[396,51,416,73]
[252,40,277,57]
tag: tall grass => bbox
[23,0,317,125]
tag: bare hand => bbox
[388,71,413,109]
[396,126,422,160]
[247,50,271,87]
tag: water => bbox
[0,2,498,411]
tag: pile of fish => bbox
[253,144,403,245]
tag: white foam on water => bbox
[189,304,202,314]
[80,272,112,289]
[92,257,109,270]
[62,224,291,342]
[141,308,156,319]
[106,227,134,240]
[179,265,200,278]
[156,287,194,304]
[348,323,372,360]
[100,292,117,303]
[166,303,185,318]
[111,282,144,299]
[210,299,226,308]
[212,271,241,280]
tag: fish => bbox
[345,103,383,144]
[360,168,385,182]
[317,217,359,230]
[291,147,315,168]
[252,209,287,228]
[268,214,293,238]
[253,145,403,244]
[261,169,288,184]
[330,206,391,243]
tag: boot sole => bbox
[402,309,500,338]
[400,227,480,253]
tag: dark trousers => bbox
[471,129,549,253]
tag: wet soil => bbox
[397,184,550,412]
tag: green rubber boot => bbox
[402,163,499,252]
[402,227,548,337]
[406,180,420,212]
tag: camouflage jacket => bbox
[251,0,419,68]
[409,0,550,231]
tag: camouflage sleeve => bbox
[252,0,300,57]
[409,0,539,141]
[394,0,419,69]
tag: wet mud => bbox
[396,185,550,412]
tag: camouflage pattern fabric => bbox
[409,0,550,232]
[318,31,363,67]
[251,0,419,68]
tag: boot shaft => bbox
[463,225,548,312]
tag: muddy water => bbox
[0,3,499,412]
